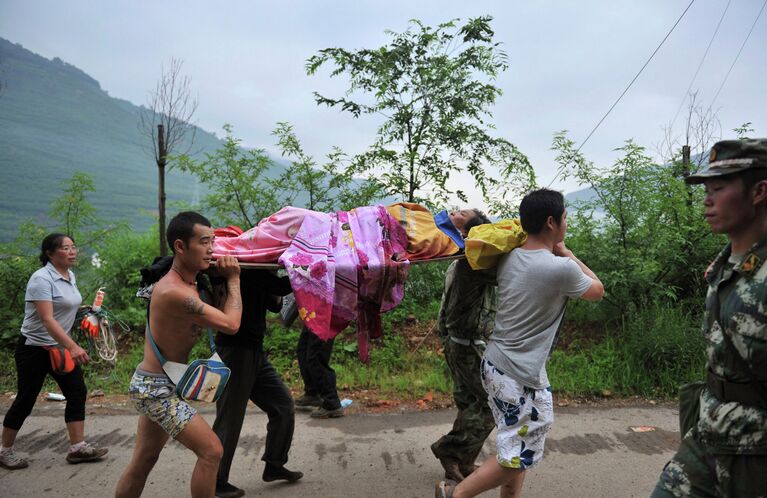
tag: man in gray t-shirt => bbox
[438,188,604,498]
[484,248,592,389]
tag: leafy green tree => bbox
[272,122,384,212]
[734,122,754,139]
[90,228,157,327]
[0,222,46,346]
[0,171,118,346]
[49,171,115,247]
[306,16,534,206]
[553,132,723,316]
[174,125,288,228]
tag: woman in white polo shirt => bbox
[0,233,108,470]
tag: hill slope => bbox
[0,38,226,241]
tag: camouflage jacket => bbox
[697,237,767,454]
[437,259,497,341]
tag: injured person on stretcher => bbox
[209,202,524,363]
[211,202,487,263]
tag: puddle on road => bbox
[615,428,679,455]
[547,429,679,455]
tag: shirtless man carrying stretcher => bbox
[115,211,243,498]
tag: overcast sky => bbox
[2,0,765,209]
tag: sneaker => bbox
[215,481,245,498]
[294,394,322,411]
[0,448,29,470]
[66,442,108,464]
[309,406,344,419]
[263,464,303,483]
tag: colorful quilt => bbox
[212,207,310,262]
[385,202,460,260]
[279,205,410,362]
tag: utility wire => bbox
[547,0,696,187]
[706,0,767,116]
[670,0,731,131]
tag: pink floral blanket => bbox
[212,207,310,262]
[278,205,409,362]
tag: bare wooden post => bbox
[140,58,197,258]
[158,124,168,256]
[682,144,692,208]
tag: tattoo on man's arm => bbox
[183,296,205,315]
[227,283,242,310]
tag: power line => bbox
[706,0,767,116]
[669,0,731,131]
[547,0,696,187]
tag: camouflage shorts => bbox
[129,369,196,438]
[652,429,767,498]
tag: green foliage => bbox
[734,122,754,139]
[331,330,450,395]
[550,304,706,397]
[306,16,534,206]
[174,125,288,228]
[616,304,706,394]
[263,324,302,375]
[554,132,724,316]
[379,262,447,325]
[90,228,157,329]
[0,171,123,347]
[0,222,46,346]
[273,122,385,212]
[0,37,224,242]
[49,171,123,249]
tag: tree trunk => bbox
[682,144,692,209]
[158,124,168,256]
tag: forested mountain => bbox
[0,37,229,241]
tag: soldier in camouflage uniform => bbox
[653,139,767,498]
[431,210,498,483]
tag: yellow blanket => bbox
[464,219,527,269]
[385,202,459,260]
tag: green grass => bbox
[0,301,707,400]
[548,304,706,397]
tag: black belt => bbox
[707,370,767,410]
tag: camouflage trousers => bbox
[431,338,495,466]
[652,428,767,498]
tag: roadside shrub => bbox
[0,222,46,348]
[549,303,706,397]
[403,261,449,304]
[90,228,158,330]
[556,134,723,319]
[615,303,705,395]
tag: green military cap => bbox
[685,138,767,184]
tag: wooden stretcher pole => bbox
[235,254,465,270]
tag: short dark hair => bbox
[463,208,492,235]
[39,233,72,266]
[519,189,565,235]
[167,211,212,253]
[738,168,767,194]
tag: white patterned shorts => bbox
[481,358,554,469]
[129,369,196,438]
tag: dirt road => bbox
[0,400,677,497]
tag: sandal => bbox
[435,480,456,498]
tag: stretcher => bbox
[236,253,465,270]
